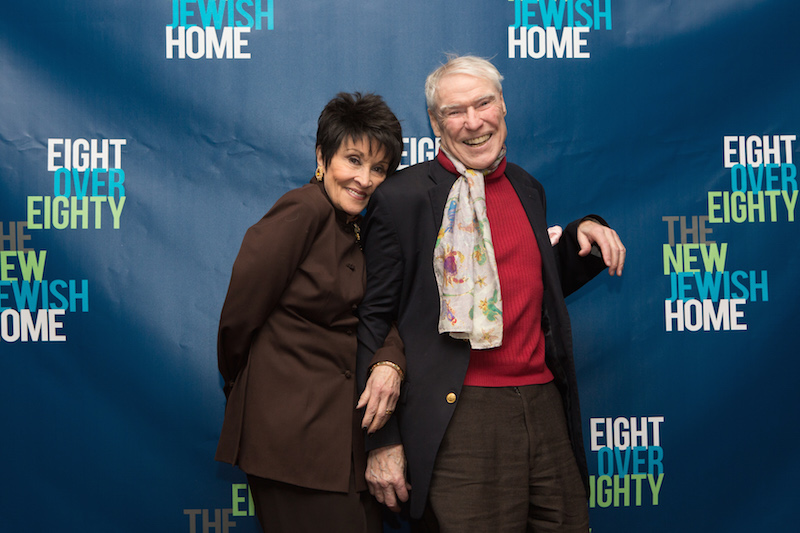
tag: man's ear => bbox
[428,110,442,137]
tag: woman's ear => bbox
[315,147,324,169]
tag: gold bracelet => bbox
[370,361,405,382]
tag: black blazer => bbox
[356,158,607,518]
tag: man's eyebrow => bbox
[438,103,461,113]
[439,93,497,113]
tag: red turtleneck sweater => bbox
[437,151,553,387]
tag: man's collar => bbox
[436,150,507,179]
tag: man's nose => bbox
[464,106,482,129]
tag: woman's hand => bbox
[357,364,401,434]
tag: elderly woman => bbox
[215,92,404,533]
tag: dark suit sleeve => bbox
[555,215,610,297]
[356,188,406,449]
[218,189,319,397]
[369,325,405,373]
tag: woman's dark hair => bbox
[316,92,403,176]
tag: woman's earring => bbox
[315,167,324,182]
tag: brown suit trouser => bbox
[246,469,381,533]
[416,382,589,533]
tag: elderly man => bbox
[356,56,625,532]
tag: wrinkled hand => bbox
[357,364,401,434]
[577,219,626,276]
[366,444,410,512]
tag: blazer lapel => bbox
[428,160,458,227]
[505,167,564,297]
[505,168,550,251]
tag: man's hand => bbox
[357,364,402,434]
[366,444,411,512]
[577,219,626,276]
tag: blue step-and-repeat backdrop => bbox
[2,1,798,531]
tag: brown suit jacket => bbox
[215,180,402,493]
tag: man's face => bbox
[429,73,508,170]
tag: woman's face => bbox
[317,137,389,219]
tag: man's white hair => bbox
[425,55,504,112]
